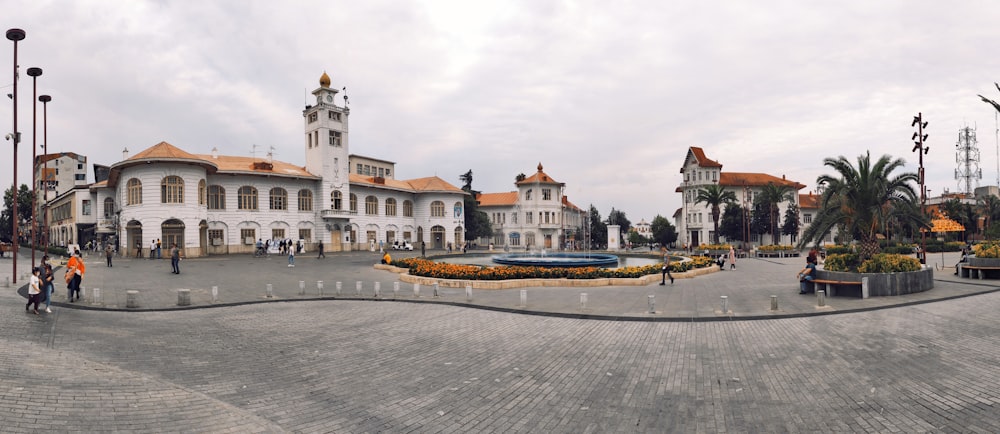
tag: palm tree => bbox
[759,183,795,245]
[694,184,737,244]
[977,195,1000,240]
[797,152,926,261]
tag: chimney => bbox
[782,174,786,180]
[211,147,219,159]
[122,147,129,160]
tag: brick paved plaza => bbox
[2,248,999,432]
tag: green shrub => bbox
[825,246,854,255]
[857,253,921,273]
[823,253,859,272]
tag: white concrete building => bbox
[85,72,467,258]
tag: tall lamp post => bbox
[7,28,25,285]
[27,66,41,268]
[39,94,51,257]
[912,112,929,264]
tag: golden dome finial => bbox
[537,162,543,172]
[319,71,331,88]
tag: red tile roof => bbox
[799,193,820,209]
[688,147,722,169]
[516,163,564,186]
[476,191,518,207]
[720,172,805,190]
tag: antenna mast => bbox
[955,126,982,195]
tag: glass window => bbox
[357,164,363,174]
[126,178,142,205]
[269,187,288,210]
[238,186,258,210]
[329,130,342,146]
[332,191,342,210]
[298,189,313,211]
[525,189,532,200]
[542,189,551,200]
[350,194,357,212]
[430,201,445,217]
[385,198,397,216]
[272,229,285,240]
[299,228,312,241]
[403,200,413,217]
[103,198,115,218]
[208,185,225,210]
[161,176,184,204]
[198,180,206,206]
[82,200,91,215]
[365,196,378,215]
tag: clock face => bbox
[326,95,333,102]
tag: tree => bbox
[978,195,1000,241]
[1,184,33,242]
[759,182,795,245]
[694,184,737,244]
[978,82,1000,115]
[718,203,745,243]
[606,208,631,235]
[515,173,527,182]
[627,231,649,247]
[650,215,677,247]
[797,152,925,261]
[781,203,800,243]
[750,197,770,242]
[458,170,492,243]
[938,198,977,242]
[588,205,607,249]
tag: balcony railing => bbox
[321,209,357,218]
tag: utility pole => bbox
[912,113,929,264]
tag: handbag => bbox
[65,270,73,284]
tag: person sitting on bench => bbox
[797,256,817,294]
[955,246,970,275]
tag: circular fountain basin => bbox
[491,252,620,267]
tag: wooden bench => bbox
[958,265,1000,279]
[811,278,868,299]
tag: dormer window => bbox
[328,111,341,121]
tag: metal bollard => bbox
[465,284,472,302]
[177,289,191,306]
[93,288,101,304]
[770,295,778,311]
[374,282,381,298]
[721,295,729,313]
[580,293,588,310]
[520,289,527,307]
[335,281,342,296]
[356,281,362,296]
[80,286,86,301]
[266,283,273,298]
[413,283,420,297]
[648,295,655,314]
[393,282,399,298]
[126,290,139,308]
[433,282,439,297]
[317,281,324,296]
[212,286,219,302]
[817,290,826,307]
[299,280,305,295]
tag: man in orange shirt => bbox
[66,249,86,302]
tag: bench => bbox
[811,278,869,299]
[958,265,1000,279]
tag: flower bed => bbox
[390,256,715,281]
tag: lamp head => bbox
[26,67,42,77]
[39,95,50,103]
[5,28,25,42]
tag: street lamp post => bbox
[27,66,41,268]
[7,28,25,285]
[39,94,50,257]
[912,112,930,264]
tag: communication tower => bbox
[955,126,982,195]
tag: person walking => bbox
[66,250,86,302]
[169,243,181,274]
[136,240,143,258]
[156,239,162,259]
[317,240,325,258]
[105,243,114,267]
[728,245,737,270]
[287,246,295,267]
[659,247,674,285]
[26,267,42,315]
[40,256,55,313]
[421,241,426,257]
[150,239,157,260]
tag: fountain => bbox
[491,250,620,268]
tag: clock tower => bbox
[304,71,350,213]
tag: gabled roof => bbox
[562,196,584,212]
[681,147,723,173]
[35,152,85,165]
[799,193,820,209]
[130,142,202,161]
[194,154,317,178]
[720,172,806,190]
[349,174,466,195]
[516,163,564,186]
[476,191,518,207]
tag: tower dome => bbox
[319,71,331,88]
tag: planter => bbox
[815,268,933,298]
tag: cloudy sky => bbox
[3,1,1000,223]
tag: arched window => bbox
[365,195,378,215]
[103,198,115,218]
[298,189,313,211]
[403,200,413,217]
[269,187,288,210]
[385,198,397,216]
[161,176,184,203]
[430,200,445,217]
[198,179,206,206]
[332,191,342,210]
[350,193,357,212]
[126,178,142,205]
[238,186,258,210]
[208,185,225,210]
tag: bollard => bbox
[721,295,729,314]
[580,293,588,310]
[374,282,381,298]
[356,281,363,296]
[817,290,826,307]
[393,282,399,298]
[648,295,655,314]
[212,286,219,302]
[177,289,191,306]
[93,288,101,304]
[266,283,273,298]
[433,282,439,297]
[465,284,472,302]
[335,281,342,296]
[413,283,420,297]
[126,290,139,308]
[80,286,86,301]
[770,295,778,311]
[299,280,305,296]
[3,276,8,287]
[520,289,527,307]
[317,281,324,296]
